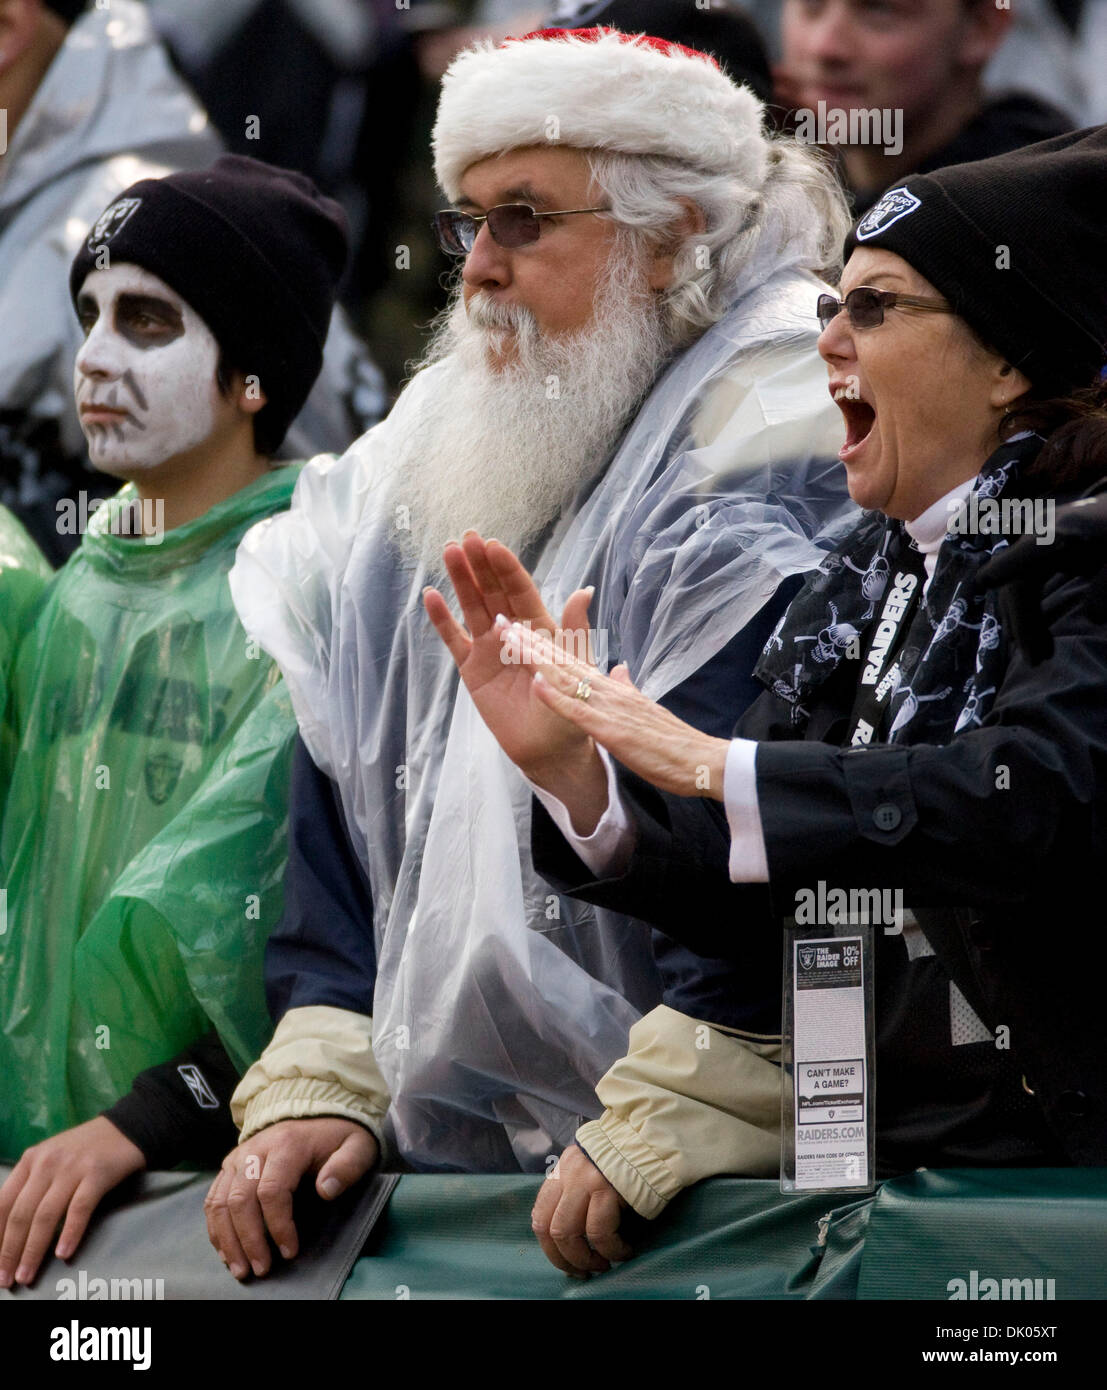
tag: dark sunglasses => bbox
[817,286,953,333]
[433,203,609,256]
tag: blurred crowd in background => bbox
[3,0,1107,562]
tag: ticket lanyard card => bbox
[781,922,876,1195]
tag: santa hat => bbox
[432,26,769,203]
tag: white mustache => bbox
[466,295,537,334]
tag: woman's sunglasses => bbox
[433,203,609,256]
[817,286,953,333]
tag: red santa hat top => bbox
[432,25,769,202]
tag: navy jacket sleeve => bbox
[657,573,805,735]
[264,733,377,1022]
[536,579,801,1035]
[533,768,773,961]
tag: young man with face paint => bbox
[0,155,349,1291]
[73,263,270,531]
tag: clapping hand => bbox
[425,532,730,810]
[424,531,610,830]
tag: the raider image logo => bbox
[144,751,183,805]
[86,196,142,253]
[855,186,922,241]
[799,946,817,970]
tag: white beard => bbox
[387,240,673,571]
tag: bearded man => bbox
[206,26,857,1281]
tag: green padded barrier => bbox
[857,1169,1107,1300]
[342,1175,873,1300]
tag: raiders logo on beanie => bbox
[853,187,921,242]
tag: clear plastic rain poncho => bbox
[231,259,859,1172]
[0,469,300,1159]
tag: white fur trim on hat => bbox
[432,27,768,201]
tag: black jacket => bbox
[535,465,1107,1168]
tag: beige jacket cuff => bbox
[231,1005,390,1145]
[576,1003,782,1219]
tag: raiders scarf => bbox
[754,433,1048,745]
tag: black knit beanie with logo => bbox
[844,124,1107,398]
[70,155,349,453]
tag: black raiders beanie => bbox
[843,124,1107,398]
[69,155,349,452]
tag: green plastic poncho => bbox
[0,506,52,723]
[0,468,302,1159]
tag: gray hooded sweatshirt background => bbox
[0,0,385,563]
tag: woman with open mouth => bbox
[424,122,1107,1270]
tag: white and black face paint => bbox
[74,264,223,472]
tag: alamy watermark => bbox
[794,880,903,934]
[948,494,1055,546]
[56,492,165,545]
[50,1319,152,1371]
[499,621,609,669]
[56,1270,164,1301]
[946,1269,1056,1301]
[794,101,903,157]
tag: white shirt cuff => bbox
[529,747,636,879]
[724,738,770,883]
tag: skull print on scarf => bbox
[755,433,1049,745]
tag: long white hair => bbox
[586,136,850,347]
